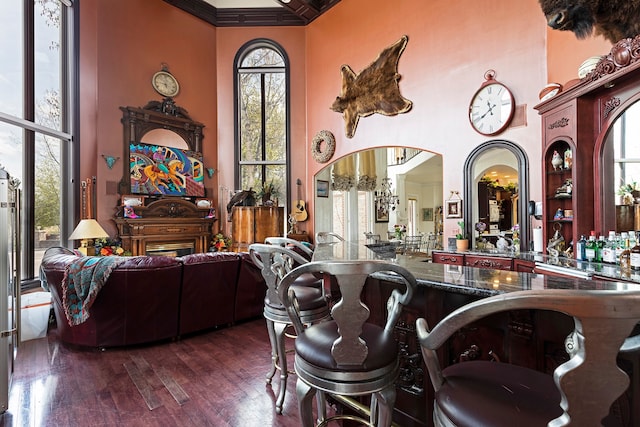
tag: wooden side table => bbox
[287,232,311,244]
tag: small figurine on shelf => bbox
[554,208,564,220]
[563,148,572,169]
[124,206,140,219]
[205,208,216,219]
[551,150,564,171]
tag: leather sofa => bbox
[40,247,266,348]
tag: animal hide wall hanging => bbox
[331,35,413,138]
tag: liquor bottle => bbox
[585,232,597,262]
[631,235,640,270]
[575,235,586,261]
[602,231,616,264]
[616,232,629,264]
[596,235,606,262]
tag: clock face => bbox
[469,82,514,136]
[152,71,180,98]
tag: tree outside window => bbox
[236,42,288,207]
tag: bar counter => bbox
[312,241,640,427]
[313,241,640,296]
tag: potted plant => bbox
[257,180,280,206]
[617,181,640,205]
[455,221,469,251]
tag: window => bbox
[234,40,289,208]
[0,0,76,285]
[613,101,640,194]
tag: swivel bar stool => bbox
[279,260,417,427]
[264,236,314,261]
[416,289,640,427]
[249,243,331,414]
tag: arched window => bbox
[234,40,289,207]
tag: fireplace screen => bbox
[146,242,195,257]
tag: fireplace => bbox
[146,242,195,257]
[114,198,216,256]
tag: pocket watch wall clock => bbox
[152,66,180,98]
[468,70,515,136]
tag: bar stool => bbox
[248,243,331,414]
[264,236,314,261]
[315,231,345,243]
[416,289,640,426]
[279,260,417,426]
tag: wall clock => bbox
[152,68,180,98]
[468,70,514,136]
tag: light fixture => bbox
[375,177,399,215]
[68,219,109,256]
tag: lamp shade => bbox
[68,219,109,240]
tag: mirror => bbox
[463,140,530,251]
[314,147,443,248]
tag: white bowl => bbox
[539,83,563,101]
[578,55,603,78]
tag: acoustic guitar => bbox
[292,178,308,222]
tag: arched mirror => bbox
[600,99,640,233]
[314,147,443,249]
[463,140,530,251]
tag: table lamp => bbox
[68,219,109,256]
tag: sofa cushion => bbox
[178,252,241,335]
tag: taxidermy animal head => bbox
[538,0,640,43]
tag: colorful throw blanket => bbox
[62,256,126,326]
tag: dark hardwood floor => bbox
[2,318,312,426]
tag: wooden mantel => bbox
[114,197,216,256]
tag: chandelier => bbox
[375,177,399,215]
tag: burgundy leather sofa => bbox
[40,247,266,348]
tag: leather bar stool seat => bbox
[436,361,562,426]
[417,289,640,427]
[295,322,397,374]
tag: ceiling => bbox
[163,0,341,26]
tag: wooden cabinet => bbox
[431,251,464,266]
[287,232,312,243]
[537,101,595,256]
[231,206,284,251]
[432,251,513,270]
[464,254,512,270]
[513,258,535,273]
[534,40,640,254]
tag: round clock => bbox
[468,70,514,136]
[152,70,180,98]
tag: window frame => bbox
[0,0,77,287]
[233,39,291,210]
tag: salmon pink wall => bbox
[80,0,217,235]
[546,29,613,86]
[305,0,548,239]
[78,0,619,240]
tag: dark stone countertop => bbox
[434,248,640,284]
[313,242,640,297]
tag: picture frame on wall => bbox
[446,199,462,218]
[375,203,390,223]
[316,180,329,198]
[422,207,433,221]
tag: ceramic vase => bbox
[456,239,469,251]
